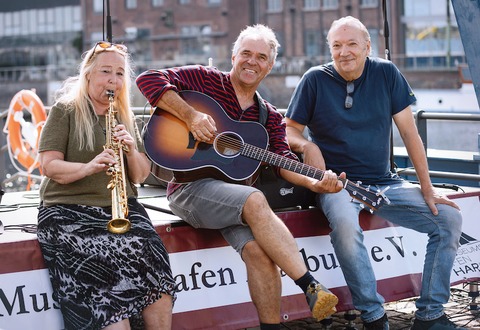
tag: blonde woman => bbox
[37,41,176,330]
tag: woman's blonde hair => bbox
[54,42,136,151]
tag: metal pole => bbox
[446,0,451,67]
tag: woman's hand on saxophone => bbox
[96,149,117,172]
[110,123,151,184]
[113,124,134,153]
[38,149,117,185]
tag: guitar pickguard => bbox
[187,132,196,149]
[191,141,234,165]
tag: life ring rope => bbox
[3,89,47,177]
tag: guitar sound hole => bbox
[214,132,243,158]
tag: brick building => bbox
[82,0,401,71]
[0,0,466,107]
[81,0,251,71]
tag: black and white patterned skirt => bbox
[37,198,177,330]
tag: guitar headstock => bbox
[344,181,391,213]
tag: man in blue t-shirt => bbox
[286,16,464,330]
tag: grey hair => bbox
[326,16,371,45]
[232,24,280,62]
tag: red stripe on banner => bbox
[449,191,480,200]
[157,208,396,254]
[0,239,45,274]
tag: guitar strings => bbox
[212,133,325,180]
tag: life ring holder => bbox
[3,89,46,176]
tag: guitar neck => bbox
[242,143,342,183]
[240,144,391,212]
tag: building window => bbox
[126,0,137,9]
[404,0,463,67]
[37,9,47,34]
[368,28,379,57]
[360,0,378,7]
[91,32,104,45]
[152,0,164,6]
[93,0,103,13]
[322,28,330,57]
[0,6,82,37]
[4,13,15,35]
[305,30,321,56]
[304,0,320,10]
[179,0,190,4]
[267,0,282,12]
[207,0,221,5]
[180,25,211,56]
[322,0,338,9]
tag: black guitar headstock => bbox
[344,181,391,213]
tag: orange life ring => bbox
[3,89,46,173]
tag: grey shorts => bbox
[168,178,258,254]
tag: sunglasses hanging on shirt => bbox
[345,82,354,109]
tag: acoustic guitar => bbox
[143,90,389,212]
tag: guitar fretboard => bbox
[242,143,325,181]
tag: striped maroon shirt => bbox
[136,65,298,194]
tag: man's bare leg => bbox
[242,240,282,325]
[243,191,309,279]
[242,191,338,320]
[142,294,173,330]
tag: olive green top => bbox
[38,102,145,207]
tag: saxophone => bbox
[105,90,131,234]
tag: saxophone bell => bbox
[107,217,132,234]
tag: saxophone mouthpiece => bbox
[106,90,115,97]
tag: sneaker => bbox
[363,314,389,330]
[305,281,338,321]
[411,314,466,329]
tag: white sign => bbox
[0,196,479,329]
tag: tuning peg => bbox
[377,186,390,196]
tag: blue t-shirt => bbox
[286,57,416,185]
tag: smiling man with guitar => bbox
[137,24,344,329]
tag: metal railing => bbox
[397,110,480,184]
[415,110,480,151]
[1,107,479,188]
